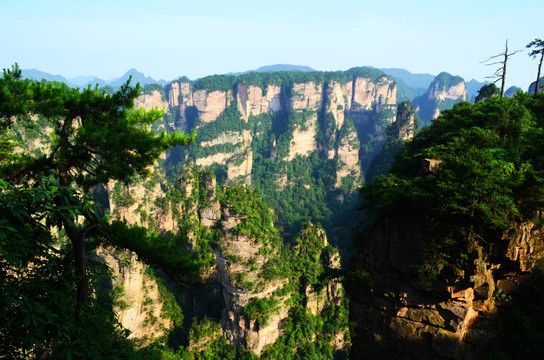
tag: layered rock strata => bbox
[135,71,397,187]
[348,220,544,359]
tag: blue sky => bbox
[1,0,543,89]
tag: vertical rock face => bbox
[136,69,397,187]
[325,81,352,136]
[134,90,169,112]
[194,128,254,185]
[95,247,173,342]
[300,227,343,316]
[213,187,290,355]
[167,82,181,108]
[286,113,318,161]
[348,218,544,360]
[334,122,362,189]
[107,175,178,234]
[290,81,323,111]
[528,77,544,94]
[428,81,466,101]
[236,83,283,121]
[391,101,418,141]
[193,89,232,123]
[352,77,397,113]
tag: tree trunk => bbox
[66,224,89,314]
[536,52,543,95]
[500,41,508,98]
[59,168,89,318]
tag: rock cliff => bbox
[103,165,349,357]
[136,68,397,188]
[412,72,467,125]
[348,219,544,359]
[348,94,544,359]
[95,247,177,344]
[528,76,544,94]
[132,68,398,240]
[366,101,419,179]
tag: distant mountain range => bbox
[380,68,435,89]
[226,64,316,76]
[20,68,168,89]
[21,64,493,101]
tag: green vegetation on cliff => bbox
[432,71,464,91]
[362,92,544,283]
[256,223,349,359]
[192,67,389,92]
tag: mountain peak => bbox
[110,69,158,87]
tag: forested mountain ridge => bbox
[349,92,544,359]
[133,68,398,240]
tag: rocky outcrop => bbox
[348,218,544,359]
[214,189,290,355]
[352,77,397,113]
[391,101,418,141]
[325,81,352,138]
[286,114,318,161]
[96,246,173,342]
[195,129,253,185]
[304,239,343,316]
[136,69,397,187]
[364,101,419,179]
[528,77,544,94]
[103,164,350,355]
[334,122,362,189]
[428,81,466,102]
[193,90,232,123]
[107,175,178,233]
[134,90,169,112]
[413,72,467,125]
[290,82,323,111]
[236,83,283,121]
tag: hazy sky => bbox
[1,0,543,89]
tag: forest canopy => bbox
[361,92,544,283]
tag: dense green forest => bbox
[362,92,544,283]
[356,91,544,357]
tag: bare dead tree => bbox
[527,38,544,94]
[481,40,523,98]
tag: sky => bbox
[1,0,543,90]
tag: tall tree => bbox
[527,38,544,94]
[482,40,522,98]
[0,64,194,356]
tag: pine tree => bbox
[0,64,194,358]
